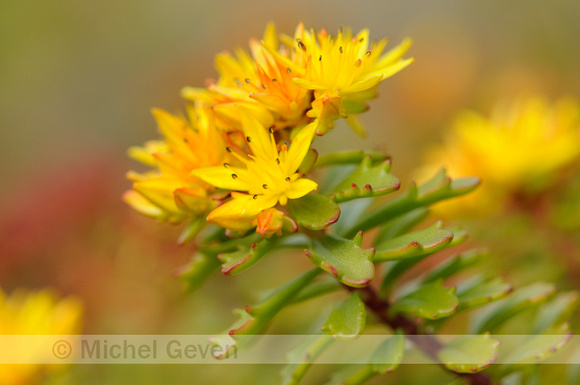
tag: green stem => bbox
[283,335,335,385]
[315,151,388,167]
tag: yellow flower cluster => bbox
[125,23,412,237]
[0,288,82,385]
[422,96,580,214]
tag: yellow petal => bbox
[192,166,250,191]
[207,193,277,231]
[286,178,318,200]
[287,122,317,172]
[339,74,384,95]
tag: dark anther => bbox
[339,46,343,53]
[223,162,230,168]
[253,194,258,199]
[319,55,322,61]
[245,78,251,83]
[226,147,232,152]
[285,177,291,182]
[261,84,266,89]
[269,126,274,133]
[272,78,277,82]
[231,174,238,179]
[275,158,280,164]
[246,136,251,142]
[262,184,268,189]
[286,67,292,73]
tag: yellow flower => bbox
[273,23,414,135]
[183,23,413,136]
[124,105,230,223]
[193,116,318,232]
[182,23,312,132]
[421,96,580,215]
[0,288,82,385]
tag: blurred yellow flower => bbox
[421,96,580,214]
[183,22,413,136]
[0,288,82,385]
[124,105,231,224]
[193,116,317,232]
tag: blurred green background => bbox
[1,1,580,384]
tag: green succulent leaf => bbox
[281,335,335,385]
[437,334,500,373]
[209,269,320,358]
[456,275,513,310]
[372,208,430,245]
[470,282,556,334]
[390,279,459,320]
[315,150,389,168]
[218,237,276,275]
[333,199,375,236]
[298,148,318,174]
[534,292,579,333]
[342,169,480,238]
[286,193,341,230]
[291,279,342,305]
[321,292,366,340]
[369,332,406,374]
[305,232,375,287]
[374,221,454,262]
[330,156,400,203]
[176,252,221,292]
[503,323,572,365]
[177,216,206,245]
[423,249,486,284]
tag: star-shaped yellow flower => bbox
[193,116,318,232]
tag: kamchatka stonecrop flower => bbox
[124,104,231,225]
[0,288,82,385]
[182,23,413,136]
[421,96,580,214]
[193,116,317,233]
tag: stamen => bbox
[226,147,232,152]
[246,136,251,143]
[223,162,230,168]
[231,174,238,179]
[269,126,275,133]
[262,184,268,189]
[245,78,251,83]
[285,177,291,182]
[339,46,343,53]
[275,158,280,165]
[272,78,277,82]
[286,67,292,73]
[297,40,306,51]
[253,194,258,199]
[319,55,322,61]
[355,59,362,67]
[365,50,372,56]
[261,84,267,89]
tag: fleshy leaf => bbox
[437,334,500,373]
[321,292,366,340]
[298,148,318,174]
[503,323,572,365]
[281,335,335,385]
[176,252,221,292]
[332,199,375,236]
[286,193,341,230]
[456,275,513,310]
[423,249,486,283]
[343,169,480,238]
[533,292,579,334]
[218,237,276,275]
[369,332,406,374]
[177,217,206,245]
[389,279,459,320]
[209,269,320,358]
[305,232,375,287]
[470,282,556,334]
[372,208,430,245]
[330,156,400,203]
[315,150,389,168]
[374,221,454,262]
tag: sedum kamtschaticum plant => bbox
[124,23,578,385]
